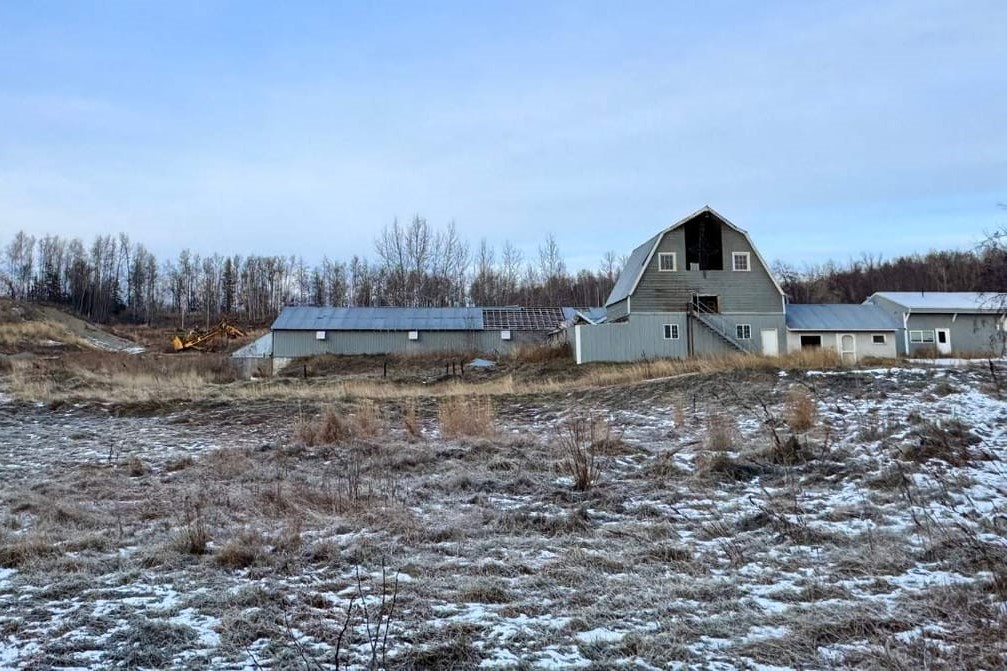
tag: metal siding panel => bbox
[905,314,1002,355]
[575,314,689,362]
[631,225,784,314]
[687,313,787,355]
[273,329,545,357]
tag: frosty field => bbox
[1,363,1005,670]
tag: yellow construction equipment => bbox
[171,319,247,352]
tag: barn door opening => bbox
[839,333,856,364]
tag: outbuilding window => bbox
[872,334,886,345]
[736,324,752,340]
[732,252,750,272]
[663,324,679,340]
[658,252,677,272]
[909,330,935,343]
[800,335,822,348]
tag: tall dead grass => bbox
[0,321,90,349]
[296,402,385,446]
[705,412,740,451]
[438,396,496,438]
[784,387,818,433]
[557,416,610,490]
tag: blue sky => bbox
[1,1,1005,270]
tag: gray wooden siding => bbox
[630,225,783,313]
[572,312,786,363]
[606,298,630,322]
[273,330,543,358]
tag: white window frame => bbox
[909,330,935,344]
[732,252,751,272]
[663,323,679,340]
[657,252,677,272]
[315,330,326,341]
[872,334,886,345]
[500,330,512,341]
[408,330,419,341]
[736,324,752,340]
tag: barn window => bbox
[736,324,752,340]
[663,324,679,340]
[684,213,724,271]
[800,335,822,348]
[501,330,512,341]
[658,252,677,272]
[315,331,326,341]
[909,330,935,343]
[408,330,419,341]
[732,252,750,272]
[872,334,886,344]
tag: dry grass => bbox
[0,320,90,350]
[705,413,740,451]
[784,387,819,433]
[506,342,571,363]
[295,402,385,446]
[556,416,609,491]
[296,406,353,446]
[402,398,422,438]
[438,396,496,438]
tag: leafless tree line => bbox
[1,216,624,327]
[773,235,1007,305]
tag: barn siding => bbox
[571,312,786,363]
[273,329,544,358]
[630,224,784,314]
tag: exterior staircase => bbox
[688,303,749,353]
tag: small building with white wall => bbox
[864,292,1007,357]
[784,304,900,362]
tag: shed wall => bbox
[905,314,1005,356]
[786,331,897,360]
[273,329,543,357]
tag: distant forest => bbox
[2,217,1005,327]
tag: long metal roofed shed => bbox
[785,304,902,331]
[269,305,573,363]
[272,306,485,331]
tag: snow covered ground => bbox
[0,364,1005,669]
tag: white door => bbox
[760,329,779,357]
[839,333,856,364]
[935,328,951,355]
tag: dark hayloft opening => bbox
[684,213,724,271]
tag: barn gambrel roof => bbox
[604,206,785,307]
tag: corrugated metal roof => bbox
[272,306,485,331]
[605,234,659,306]
[869,292,1002,312]
[786,304,901,331]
